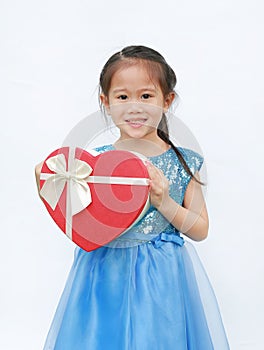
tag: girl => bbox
[35,45,230,349]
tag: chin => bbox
[121,126,156,140]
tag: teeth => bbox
[126,119,146,123]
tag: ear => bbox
[100,94,110,114]
[163,92,176,112]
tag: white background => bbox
[1,0,263,349]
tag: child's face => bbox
[101,64,174,142]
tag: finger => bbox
[145,161,156,176]
[145,161,161,175]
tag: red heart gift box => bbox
[39,147,150,251]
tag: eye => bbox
[141,93,152,100]
[118,95,128,100]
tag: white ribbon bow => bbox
[40,151,93,216]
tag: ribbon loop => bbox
[152,232,185,248]
[40,152,93,215]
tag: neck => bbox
[113,138,170,157]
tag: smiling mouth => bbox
[125,118,148,126]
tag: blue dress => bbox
[43,145,230,350]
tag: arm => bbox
[146,163,209,241]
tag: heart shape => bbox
[39,147,150,251]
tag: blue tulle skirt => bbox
[43,234,230,350]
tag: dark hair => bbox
[99,45,205,186]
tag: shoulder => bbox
[176,146,204,173]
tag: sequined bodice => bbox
[93,144,203,247]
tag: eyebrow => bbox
[112,87,157,93]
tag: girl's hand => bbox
[35,161,44,197]
[145,161,170,210]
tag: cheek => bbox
[109,104,127,120]
[143,104,163,122]
[108,105,130,130]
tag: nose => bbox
[127,102,144,114]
